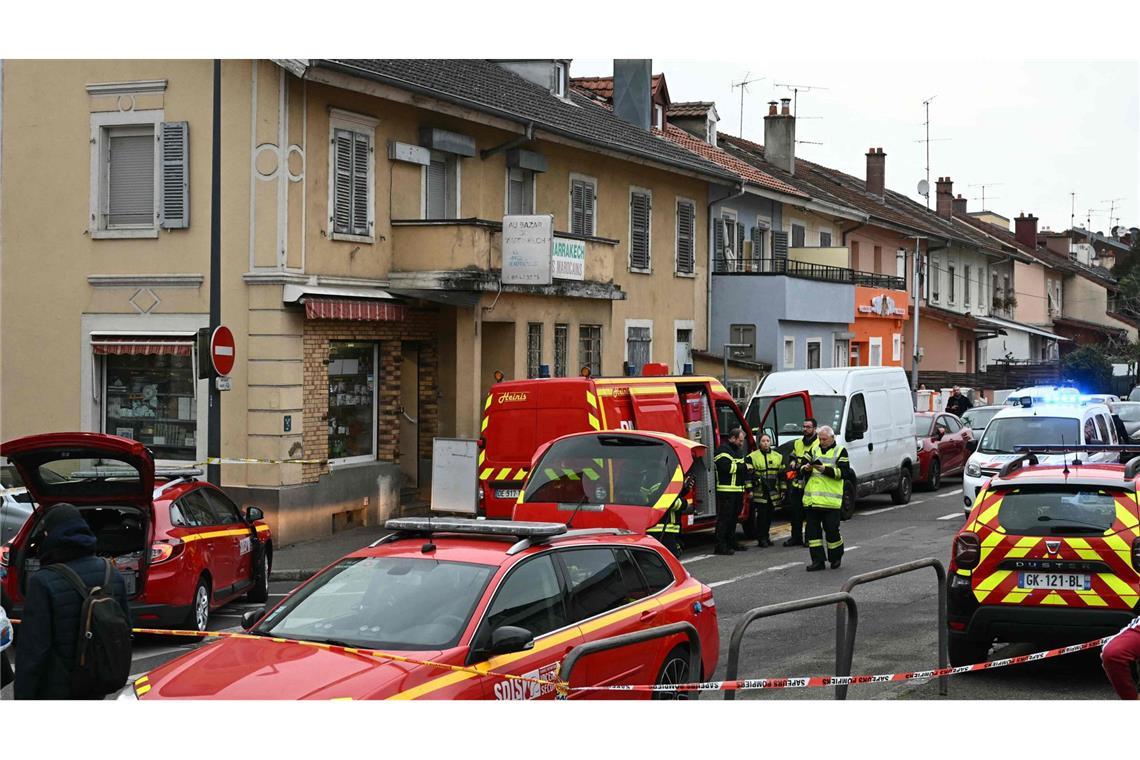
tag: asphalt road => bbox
[1,480,1122,700]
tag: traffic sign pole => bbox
[208,59,222,487]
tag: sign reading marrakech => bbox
[551,237,585,281]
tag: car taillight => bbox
[954,532,981,570]
[1132,537,1140,572]
[477,436,486,450]
[150,539,184,564]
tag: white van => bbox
[745,367,917,518]
[961,400,1120,513]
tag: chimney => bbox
[935,177,954,219]
[952,194,968,216]
[865,147,885,197]
[768,100,777,116]
[764,97,796,175]
[612,59,652,130]
[1014,212,1038,249]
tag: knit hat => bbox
[43,503,87,533]
[40,503,97,559]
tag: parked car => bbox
[1129,385,1140,403]
[913,413,973,490]
[1002,386,1083,405]
[121,517,718,700]
[1112,401,1140,441]
[1,433,272,632]
[959,405,1003,438]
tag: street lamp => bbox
[723,342,752,386]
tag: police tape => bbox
[196,456,329,466]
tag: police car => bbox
[948,446,1140,666]
[121,518,718,700]
[961,396,1121,513]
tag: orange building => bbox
[850,286,910,367]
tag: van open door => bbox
[752,391,814,452]
[630,388,686,437]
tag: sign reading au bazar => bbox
[502,214,586,284]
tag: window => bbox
[626,324,652,376]
[847,393,868,437]
[964,265,972,306]
[948,263,956,303]
[506,167,535,215]
[482,555,567,639]
[526,323,543,379]
[675,200,695,275]
[327,342,377,464]
[614,549,650,602]
[791,223,806,248]
[897,249,907,280]
[958,339,967,364]
[101,345,196,461]
[203,488,244,525]
[675,327,693,374]
[874,245,884,272]
[553,62,568,97]
[579,324,602,377]
[653,104,664,130]
[1003,274,1011,308]
[727,380,753,406]
[992,272,1000,306]
[833,339,850,367]
[172,490,214,528]
[104,126,155,228]
[1095,415,1112,444]
[715,209,741,269]
[868,337,882,367]
[560,548,629,622]
[553,324,569,378]
[424,151,459,219]
[819,230,833,247]
[979,270,986,309]
[806,339,822,369]
[629,188,652,272]
[892,333,902,362]
[569,176,596,237]
[631,549,675,593]
[783,337,795,368]
[942,416,962,433]
[729,324,755,361]
[330,121,374,240]
[751,220,769,264]
[706,117,717,145]
[931,257,941,301]
[1085,417,1103,445]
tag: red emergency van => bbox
[477,374,755,534]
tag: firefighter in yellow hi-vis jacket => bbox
[801,425,850,571]
[747,433,784,548]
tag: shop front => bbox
[850,286,909,367]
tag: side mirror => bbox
[245,506,264,522]
[481,625,534,658]
[241,607,266,630]
[966,439,978,453]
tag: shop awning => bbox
[91,335,193,356]
[975,315,1069,342]
[303,297,407,321]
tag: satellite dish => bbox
[917,179,930,197]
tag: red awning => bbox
[92,337,193,356]
[304,297,407,322]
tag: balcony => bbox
[713,256,905,290]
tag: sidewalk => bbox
[269,499,430,581]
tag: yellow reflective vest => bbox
[747,449,785,505]
[803,444,848,510]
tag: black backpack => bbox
[48,560,132,696]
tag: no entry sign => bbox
[210,325,236,377]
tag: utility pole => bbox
[909,236,927,402]
[208,59,222,486]
[731,73,764,137]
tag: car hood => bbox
[138,637,451,700]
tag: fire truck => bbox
[476,365,755,534]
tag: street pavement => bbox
[1,480,1121,700]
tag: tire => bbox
[651,646,693,701]
[890,465,913,505]
[925,459,942,492]
[245,545,270,603]
[181,577,211,633]
[948,634,990,667]
[840,481,855,521]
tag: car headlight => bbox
[115,683,139,700]
[966,462,981,478]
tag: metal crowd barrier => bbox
[560,621,702,699]
[723,592,859,701]
[834,557,948,699]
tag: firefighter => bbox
[783,417,819,547]
[714,426,749,555]
[747,433,784,547]
[647,493,684,558]
[801,425,849,571]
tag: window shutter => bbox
[630,192,650,270]
[426,158,446,219]
[714,217,725,260]
[107,131,155,226]
[772,230,789,260]
[332,129,353,233]
[676,201,694,274]
[351,132,370,236]
[737,222,746,256]
[583,182,596,236]
[159,121,189,229]
[570,181,585,234]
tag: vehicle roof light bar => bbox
[383,517,569,540]
[997,453,1039,479]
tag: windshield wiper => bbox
[1037,515,1108,532]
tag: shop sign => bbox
[502,214,554,285]
[552,236,586,281]
[858,293,906,317]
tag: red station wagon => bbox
[122,518,718,700]
[0,433,272,632]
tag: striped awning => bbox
[92,336,193,356]
[304,297,407,322]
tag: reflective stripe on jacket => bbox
[647,496,683,534]
[803,444,848,509]
[714,445,744,493]
[748,449,785,503]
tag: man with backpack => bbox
[14,503,132,700]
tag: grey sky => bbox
[574,59,1139,236]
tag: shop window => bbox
[100,341,196,461]
[527,323,543,379]
[579,324,602,376]
[327,342,377,464]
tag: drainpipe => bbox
[706,184,746,358]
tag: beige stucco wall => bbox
[1013,260,1048,325]
[1064,275,1138,341]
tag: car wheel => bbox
[651,646,693,701]
[889,466,912,505]
[926,460,941,492]
[840,481,855,521]
[948,634,990,667]
[245,546,270,603]
[181,577,211,633]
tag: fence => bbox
[713,256,905,290]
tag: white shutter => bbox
[159,121,189,229]
[107,129,155,227]
[351,132,370,235]
[332,129,353,233]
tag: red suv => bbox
[122,518,717,700]
[0,433,272,632]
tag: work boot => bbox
[830,559,842,569]
[713,547,734,556]
[783,538,804,547]
[733,544,749,551]
[806,563,826,572]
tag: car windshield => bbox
[255,556,495,650]
[978,417,1081,455]
[1115,404,1140,423]
[747,395,845,437]
[995,486,1120,535]
[522,434,681,506]
[961,407,1000,430]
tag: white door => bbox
[869,337,883,367]
[674,329,693,374]
[843,392,872,487]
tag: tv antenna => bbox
[1101,197,1126,229]
[1086,208,1108,233]
[1070,192,1076,233]
[915,95,950,209]
[731,72,765,137]
[968,182,1002,209]
[773,81,828,118]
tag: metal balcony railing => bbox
[713,256,905,290]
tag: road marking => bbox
[682,554,712,564]
[938,512,964,520]
[861,504,910,516]
[709,562,800,588]
[945,488,963,495]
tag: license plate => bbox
[1017,572,1091,591]
[494,489,520,500]
[122,571,137,595]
